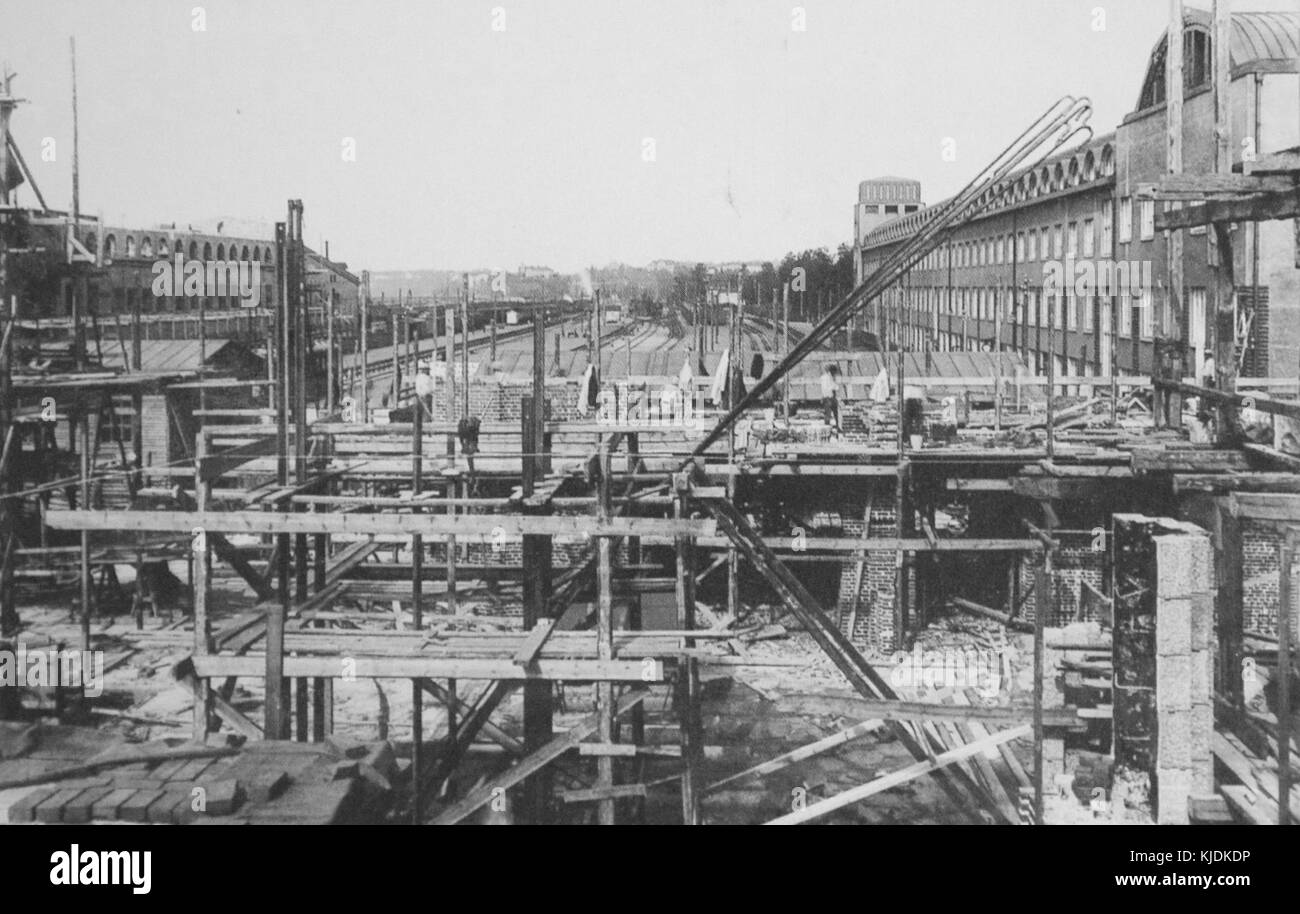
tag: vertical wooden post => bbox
[1211,0,1238,443]
[460,278,470,420]
[895,459,910,648]
[520,395,554,823]
[78,409,90,652]
[1032,510,1054,825]
[782,282,791,418]
[533,308,547,475]
[994,289,1003,431]
[1047,292,1057,459]
[410,382,424,822]
[268,220,289,741]
[1278,530,1294,826]
[594,289,603,382]
[359,271,369,422]
[192,430,211,740]
[674,473,701,824]
[390,311,400,407]
[444,304,455,458]
[326,287,335,415]
[289,204,308,741]
[1110,196,1121,426]
[1166,0,1185,428]
[1219,502,1244,707]
[595,440,616,824]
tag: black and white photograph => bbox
[0,0,1294,879]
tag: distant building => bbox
[17,219,360,347]
[856,10,1300,380]
[852,177,924,282]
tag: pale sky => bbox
[1,0,1292,272]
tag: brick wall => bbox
[427,379,583,424]
[835,488,900,653]
[1243,521,1288,637]
[1015,532,1106,626]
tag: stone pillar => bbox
[1113,514,1214,825]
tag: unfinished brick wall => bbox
[835,490,900,653]
[1243,521,1292,638]
[1113,515,1214,825]
[1015,532,1106,626]
[427,379,583,424]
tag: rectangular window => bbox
[1139,199,1155,240]
[1119,293,1131,337]
[1017,232,1025,261]
[1140,288,1154,339]
[1119,197,1133,243]
[1053,225,1064,259]
[1054,293,1064,329]
[1067,222,1078,258]
[1084,293,1094,332]
[1027,230,1036,261]
[1041,228,1050,260]
[1082,218,1095,257]
[1101,206,1113,252]
[1066,293,1077,330]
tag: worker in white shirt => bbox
[1201,349,1216,389]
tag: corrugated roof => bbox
[1188,10,1300,69]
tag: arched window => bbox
[1067,157,1081,186]
[216,243,225,260]
[125,236,136,257]
[159,237,169,255]
[1100,145,1115,177]
[141,237,154,258]
[252,247,261,261]
[1052,163,1065,192]
[84,232,97,256]
[188,241,199,259]
[202,242,212,260]
[174,239,184,255]
[1082,151,1097,182]
[241,245,250,261]
[104,235,117,258]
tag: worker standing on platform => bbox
[820,364,842,434]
